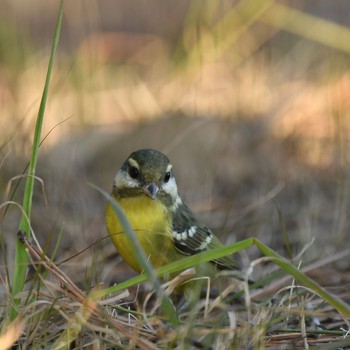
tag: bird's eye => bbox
[164,171,171,183]
[128,166,139,179]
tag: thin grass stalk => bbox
[10,0,64,320]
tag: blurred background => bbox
[0,0,350,287]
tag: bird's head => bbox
[113,149,180,206]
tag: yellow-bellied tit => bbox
[106,149,240,280]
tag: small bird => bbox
[106,149,239,278]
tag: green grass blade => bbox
[98,238,254,297]
[277,207,292,259]
[262,3,350,55]
[10,0,64,320]
[92,185,180,327]
[253,238,350,317]
[100,237,350,319]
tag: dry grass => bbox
[1,233,350,349]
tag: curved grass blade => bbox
[92,185,180,327]
[98,238,254,297]
[253,238,350,317]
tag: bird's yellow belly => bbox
[106,195,179,273]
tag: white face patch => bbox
[114,157,142,190]
[161,172,178,201]
[114,169,139,190]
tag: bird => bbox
[105,148,240,279]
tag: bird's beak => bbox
[142,183,159,199]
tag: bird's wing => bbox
[171,202,238,270]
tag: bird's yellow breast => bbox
[106,194,181,273]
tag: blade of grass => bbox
[277,207,292,259]
[253,238,350,317]
[98,237,350,318]
[184,0,274,69]
[262,3,350,54]
[10,0,64,320]
[92,185,180,327]
[98,238,254,297]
